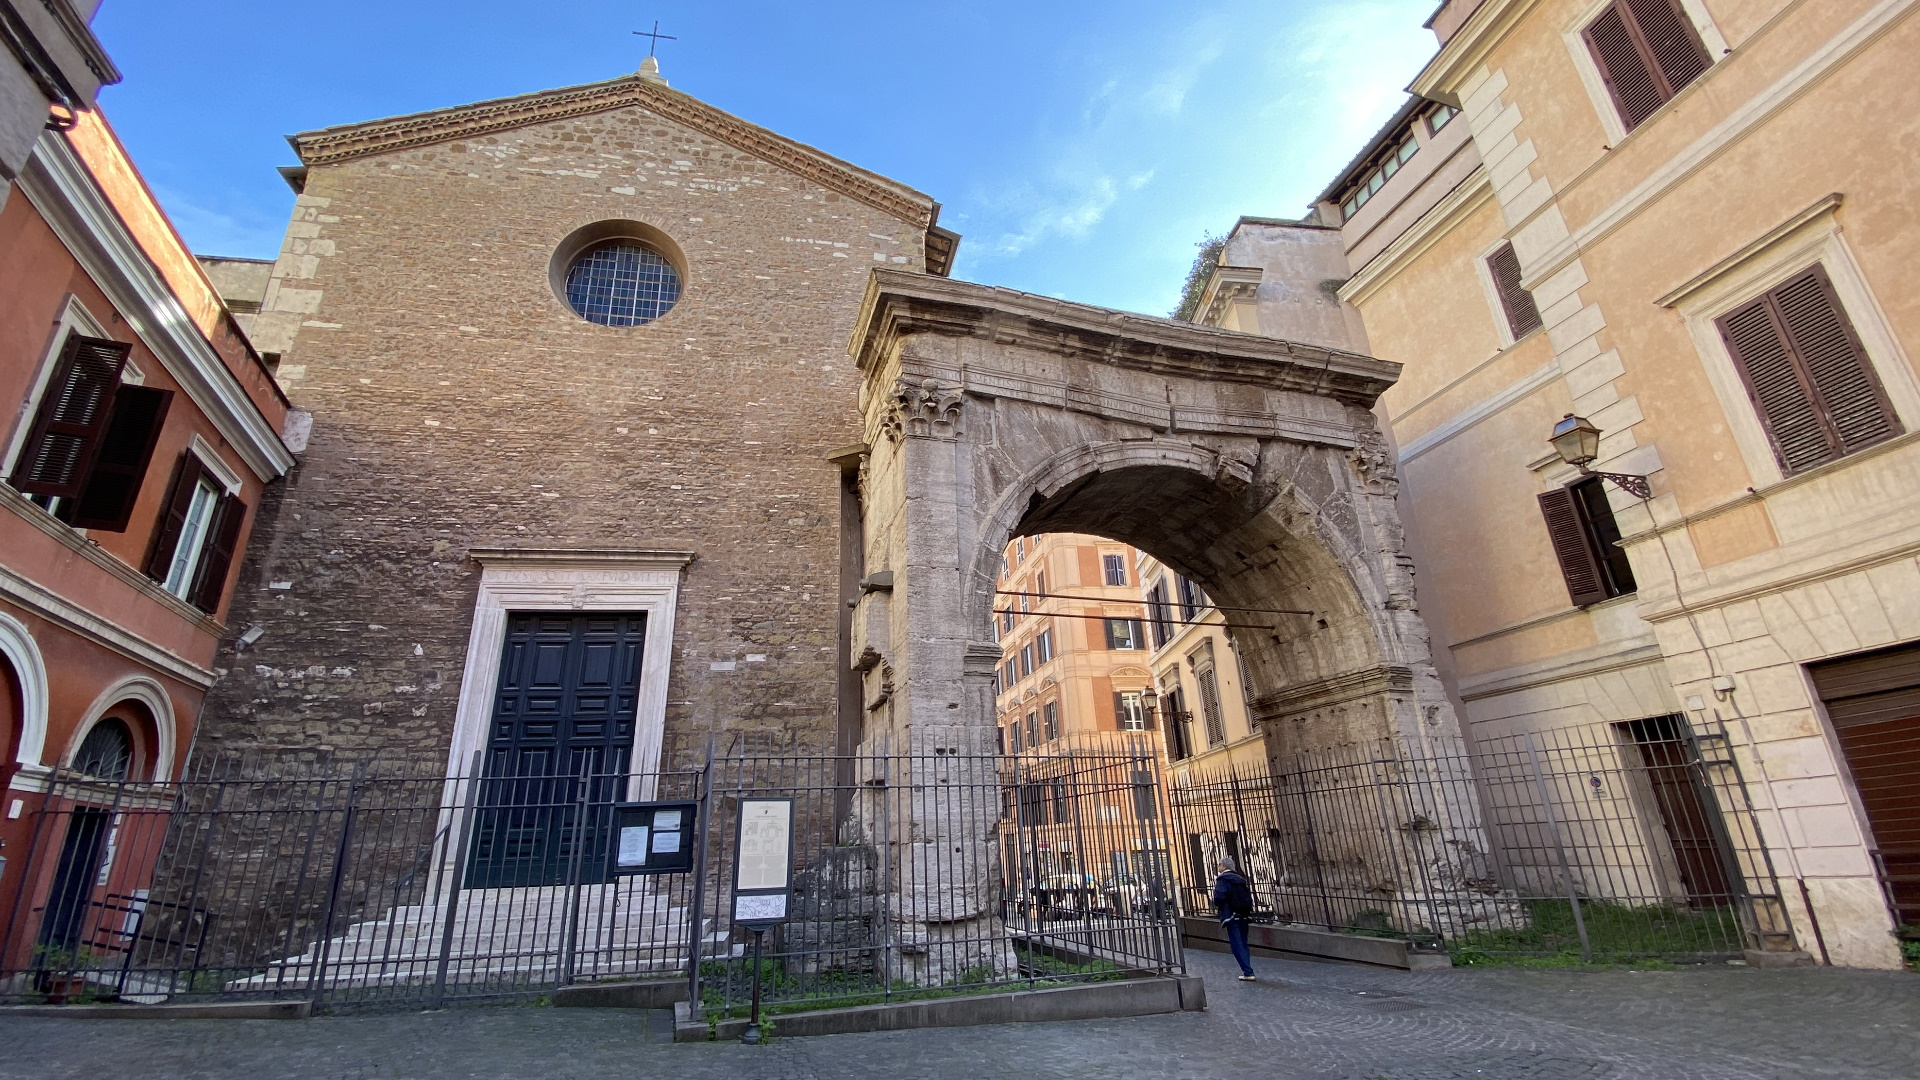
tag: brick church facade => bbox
[197,62,958,774]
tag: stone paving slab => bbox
[2,950,1914,1079]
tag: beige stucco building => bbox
[992,532,1160,758]
[1193,0,1920,969]
[1133,551,1264,777]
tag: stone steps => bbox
[227,882,697,990]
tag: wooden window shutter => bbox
[1774,266,1900,455]
[8,334,132,498]
[1624,0,1711,94]
[1717,265,1899,474]
[1538,487,1610,607]
[189,492,247,614]
[1585,3,1666,129]
[69,386,173,531]
[1113,691,1127,730]
[144,453,205,581]
[1488,243,1542,340]
[1586,0,1711,131]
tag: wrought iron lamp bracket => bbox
[1580,468,1653,501]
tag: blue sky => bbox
[92,1,1439,317]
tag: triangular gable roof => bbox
[289,74,939,230]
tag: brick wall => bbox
[196,98,930,763]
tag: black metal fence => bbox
[1167,716,1797,964]
[1,739,1181,1013]
[695,737,1181,1019]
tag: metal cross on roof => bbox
[633,21,676,57]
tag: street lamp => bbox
[1548,414,1653,500]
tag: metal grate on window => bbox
[564,241,682,326]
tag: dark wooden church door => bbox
[466,613,645,888]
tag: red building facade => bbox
[0,110,293,978]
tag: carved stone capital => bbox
[884,378,964,441]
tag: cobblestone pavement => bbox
[4,949,1916,1079]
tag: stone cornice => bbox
[468,547,696,571]
[20,134,295,482]
[290,75,938,229]
[849,270,1400,407]
[1249,664,1415,720]
[1196,265,1263,328]
[1410,0,1546,99]
[1339,168,1493,308]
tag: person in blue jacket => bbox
[1211,857,1256,981]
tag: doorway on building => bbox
[466,613,646,889]
[1809,642,1920,931]
[1619,715,1737,906]
[37,807,111,961]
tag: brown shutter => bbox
[1113,691,1127,730]
[1584,3,1666,129]
[1717,265,1899,475]
[189,493,247,614]
[69,386,173,532]
[1624,0,1711,95]
[1141,695,1157,731]
[1538,487,1609,607]
[8,334,132,498]
[1487,243,1542,339]
[1773,266,1900,456]
[144,454,204,581]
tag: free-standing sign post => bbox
[731,797,793,1044]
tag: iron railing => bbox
[1,737,1182,1013]
[1166,716,1795,963]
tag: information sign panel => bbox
[731,797,794,927]
[606,801,698,877]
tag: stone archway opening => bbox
[840,270,1492,971]
[1003,464,1387,761]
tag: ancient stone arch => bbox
[840,271,1489,976]
[845,269,1462,764]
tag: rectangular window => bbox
[1115,691,1151,732]
[1338,132,1418,219]
[1003,660,1018,687]
[1001,609,1015,633]
[1035,627,1054,664]
[1177,577,1204,621]
[1161,687,1193,761]
[1020,588,1031,613]
[1025,712,1039,750]
[1102,553,1127,586]
[1583,0,1712,131]
[1537,477,1637,607]
[144,452,247,614]
[1716,265,1900,475]
[1487,242,1542,340]
[1104,618,1143,650]
[1015,537,1025,561]
[1196,665,1227,747]
[996,726,1005,756]
[1146,581,1173,648]
[1131,770,1158,821]
[1020,644,1034,678]
[1034,569,1046,599]
[1426,102,1459,134]
[8,334,176,534]
[1042,701,1058,741]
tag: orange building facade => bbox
[0,110,294,976]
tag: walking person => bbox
[1212,857,1257,981]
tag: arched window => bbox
[73,717,132,781]
[563,241,681,326]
